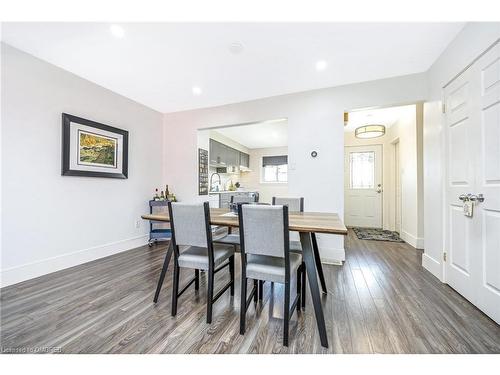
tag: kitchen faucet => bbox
[210,172,221,191]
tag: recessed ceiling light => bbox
[110,24,125,38]
[229,42,244,55]
[315,60,327,71]
[192,86,202,96]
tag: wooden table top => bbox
[142,207,347,235]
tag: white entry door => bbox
[344,145,383,228]
[444,42,500,324]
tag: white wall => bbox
[239,146,289,204]
[391,105,423,248]
[423,23,500,280]
[163,73,427,263]
[1,44,164,287]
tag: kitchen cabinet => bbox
[226,145,240,167]
[209,139,246,169]
[239,152,250,168]
[209,139,226,166]
[213,191,258,208]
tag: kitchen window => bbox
[262,155,288,183]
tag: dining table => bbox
[141,207,348,348]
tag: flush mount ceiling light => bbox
[355,124,386,139]
[109,24,125,38]
[192,86,202,96]
[315,60,327,71]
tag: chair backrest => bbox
[168,202,211,248]
[272,197,304,212]
[231,194,257,204]
[238,204,289,258]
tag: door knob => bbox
[459,194,468,201]
[376,184,382,193]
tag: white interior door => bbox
[474,42,500,323]
[344,145,383,228]
[444,67,476,303]
[444,41,500,324]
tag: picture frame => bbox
[61,113,129,179]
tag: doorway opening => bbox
[196,118,289,208]
[344,104,423,248]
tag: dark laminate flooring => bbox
[1,230,499,354]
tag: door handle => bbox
[376,184,382,193]
[467,193,485,202]
[459,194,468,201]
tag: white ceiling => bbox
[1,22,464,113]
[213,119,288,149]
[345,104,416,132]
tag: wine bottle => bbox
[165,185,170,197]
[160,191,165,201]
[154,188,160,201]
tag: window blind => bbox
[262,155,288,167]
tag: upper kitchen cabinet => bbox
[239,152,250,169]
[226,145,240,167]
[209,139,226,166]
[209,139,245,169]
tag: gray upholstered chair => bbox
[213,198,266,248]
[230,194,257,204]
[272,197,304,252]
[271,196,328,302]
[238,204,303,346]
[168,201,235,324]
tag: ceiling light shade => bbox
[355,124,386,139]
[109,24,125,38]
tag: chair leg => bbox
[240,277,247,335]
[207,266,214,324]
[301,261,306,309]
[258,280,264,301]
[229,256,235,296]
[253,280,259,303]
[195,269,199,291]
[283,281,290,347]
[297,266,302,312]
[171,262,180,316]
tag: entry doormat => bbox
[352,227,405,242]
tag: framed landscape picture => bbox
[61,113,129,179]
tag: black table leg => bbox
[300,232,328,348]
[311,233,327,294]
[153,241,173,303]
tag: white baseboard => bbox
[422,253,444,281]
[401,230,424,249]
[0,234,149,288]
